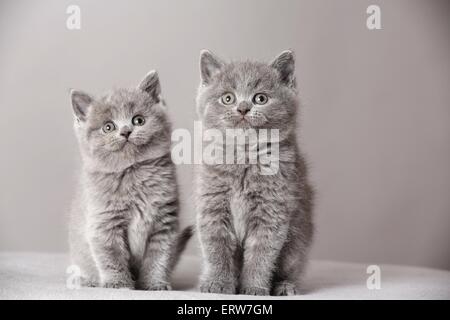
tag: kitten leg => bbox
[272,245,305,296]
[88,214,134,289]
[70,225,100,287]
[273,215,313,296]
[198,191,238,294]
[137,217,178,291]
[239,211,289,296]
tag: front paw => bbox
[149,283,171,291]
[272,281,298,296]
[138,282,172,291]
[101,275,134,289]
[240,286,270,296]
[80,276,99,288]
[200,280,236,294]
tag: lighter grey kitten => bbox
[69,71,192,290]
[196,50,314,296]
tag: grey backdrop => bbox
[1,0,449,270]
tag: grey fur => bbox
[69,71,192,290]
[195,50,314,296]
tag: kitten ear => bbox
[270,50,296,88]
[138,70,161,102]
[200,50,224,85]
[70,89,94,121]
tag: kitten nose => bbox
[120,127,132,138]
[237,102,252,115]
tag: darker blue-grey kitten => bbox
[69,71,192,290]
[196,50,314,296]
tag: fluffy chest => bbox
[87,167,157,265]
[127,212,152,265]
[87,167,154,218]
[230,192,248,243]
[228,169,264,243]
[227,166,292,243]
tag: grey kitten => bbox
[195,50,314,296]
[69,71,192,290]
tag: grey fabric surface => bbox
[0,252,449,300]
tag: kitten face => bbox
[71,71,170,171]
[197,50,298,136]
[84,89,165,154]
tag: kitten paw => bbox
[80,277,98,288]
[142,283,172,291]
[240,286,270,296]
[272,282,298,296]
[200,281,236,294]
[102,277,134,289]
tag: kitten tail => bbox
[169,226,194,271]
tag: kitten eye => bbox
[253,93,268,105]
[132,115,145,126]
[220,92,236,105]
[102,121,116,133]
